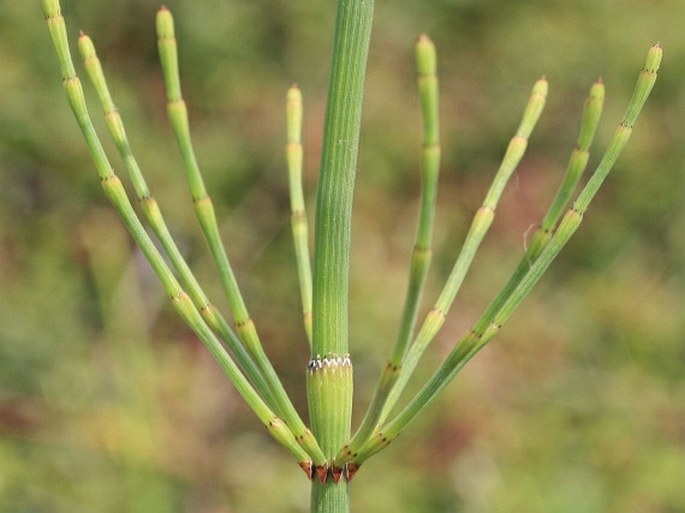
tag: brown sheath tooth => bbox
[299,461,314,480]
[331,466,343,484]
[346,463,359,481]
[316,463,329,484]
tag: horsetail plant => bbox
[42,0,661,511]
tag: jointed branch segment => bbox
[286,86,314,348]
[394,33,442,365]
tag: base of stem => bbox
[310,479,350,513]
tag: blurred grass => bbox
[1,1,684,512]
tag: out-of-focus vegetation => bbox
[1,1,683,512]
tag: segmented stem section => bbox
[352,44,661,467]
[312,0,375,358]
[540,80,605,235]
[336,34,441,466]
[394,34,441,367]
[156,7,325,467]
[42,0,313,471]
[286,86,314,348]
[307,354,353,483]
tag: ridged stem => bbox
[312,0,375,358]
[308,0,375,508]
[311,477,350,513]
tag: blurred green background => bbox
[1,1,684,512]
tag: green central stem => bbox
[312,0,375,357]
[308,0,374,511]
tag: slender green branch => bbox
[76,31,279,412]
[156,7,326,467]
[540,80,605,236]
[155,7,248,348]
[472,80,605,333]
[377,77,547,422]
[393,34,441,364]
[351,44,662,469]
[286,85,314,348]
[41,0,315,473]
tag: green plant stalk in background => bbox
[42,0,662,510]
